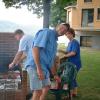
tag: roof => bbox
[75,28,100,32]
[0,32,13,34]
[64,5,76,10]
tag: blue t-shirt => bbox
[33,28,58,76]
[66,39,81,70]
[18,35,34,68]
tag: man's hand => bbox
[37,67,45,80]
[54,75,61,83]
[9,62,14,69]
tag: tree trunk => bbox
[43,0,51,28]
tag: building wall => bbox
[77,0,100,8]
[65,0,100,49]
[67,8,72,26]
[72,7,81,29]
[76,31,100,49]
[66,0,100,29]
[0,33,18,72]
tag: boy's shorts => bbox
[27,66,51,90]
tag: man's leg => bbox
[71,67,80,96]
[40,85,50,100]
[27,67,43,99]
[40,77,51,100]
[27,67,51,100]
[32,90,42,100]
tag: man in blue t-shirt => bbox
[27,23,70,100]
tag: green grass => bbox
[76,48,100,100]
[46,48,100,100]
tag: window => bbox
[80,36,92,47]
[81,9,94,27]
[84,0,92,2]
[67,11,71,25]
[97,8,100,20]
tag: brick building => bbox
[0,32,18,72]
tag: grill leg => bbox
[55,92,61,100]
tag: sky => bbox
[0,0,69,45]
[0,0,43,26]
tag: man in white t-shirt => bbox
[9,29,34,99]
[9,29,34,70]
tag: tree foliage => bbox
[50,0,76,27]
[3,0,52,28]
[2,0,76,28]
[3,0,43,17]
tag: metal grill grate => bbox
[0,71,22,100]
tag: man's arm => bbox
[9,51,23,68]
[32,47,44,80]
[18,52,26,63]
[51,56,60,75]
[51,64,61,83]
[51,64,57,76]
[50,57,61,83]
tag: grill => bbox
[0,71,21,100]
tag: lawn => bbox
[75,48,100,100]
[46,48,100,100]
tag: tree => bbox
[50,0,76,27]
[2,0,76,28]
[43,0,51,28]
[3,0,52,28]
